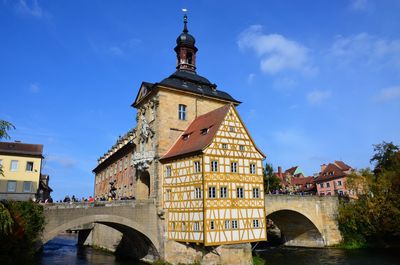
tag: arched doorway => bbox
[267,210,324,247]
[137,171,150,199]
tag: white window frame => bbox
[253,219,260,228]
[224,220,230,229]
[222,143,227,149]
[26,161,34,172]
[211,160,218,172]
[194,222,200,231]
[252,187,260,198]
[231,162,238,173]
[231,220,238,229]
[194,187,202,199]
[10,160,18,171]
[178,104,187,120]
[166,189,172,201]
[194,161,201,173]
[239,145,245,151]
[237,187,244,198]
[7,181,17,192]
[208,186,216,198]
[220,186,228,198]
[23,181,32,193]
[166,166,172,177]
[250,163,256,174]
[210,220,215,230]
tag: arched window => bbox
[187,52,193,65]
[178,104,186,120]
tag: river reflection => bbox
[40,235,399,265]
[39,234,146,265]
[256,246,399,265]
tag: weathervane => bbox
[181,8,188,32]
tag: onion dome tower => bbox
[174,14,198,72]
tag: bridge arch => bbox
[43,214,159,260]
[267,209,325,247]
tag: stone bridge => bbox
[43,199,161,260]
[42,195,342,262]
[265,194,342,247]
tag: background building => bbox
[314,161,354,196]
[275,166,316,194]
[0,141,44,201]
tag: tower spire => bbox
[183,14,188,33]
[175,12,198,72]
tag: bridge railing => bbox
[42,198,155,210]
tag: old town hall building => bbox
[94,15,266,249]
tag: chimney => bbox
[320,164,327,172]
[278,166,282,178]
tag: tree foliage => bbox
[0,120,15,140]
[338,142,400,248]
[263,163,281,193]
[0,201,45,264]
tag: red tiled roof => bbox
[315,162,352,182]
[0,141,43,157]
[334,160,351,171]
[285,166,298,175]
[160,104,231,161]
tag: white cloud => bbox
[46,155,77,168]
[375,86,400,102]
[307,90,331,105]
[247,73,256,84]
[90,38,141,57]
[238,25,316,75]
[349,0,370,11]
[29,83,40,93]
[15,0,45,18]
[330,33,400,68]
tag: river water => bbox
[38,234,399,265]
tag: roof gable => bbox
[132,82,154,107]
[160,105,231,161]
[203,105,265,159]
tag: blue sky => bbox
[1,0,399,200]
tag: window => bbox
[7,181,16,192]
[211,160,218,172]
[125,156,129,168]
[166,189,171,201]
[237,187,244,198]
[253,219,260,228]
[26,162,34,172]
[208,186,216,198]
[231,162,238,173]
[119,161,123,171]
[187,52,193,65]
[178,104,187,120]
[182,222,186,231]
[222,143,227,149]
[194,222,200,231]
[220,187,228,198]
[194,161,201,173]
[326,182,331,188]
[239,145,245,151]
[224,220,230,229]
[0,159,2,167]
[194,187,202,199]
[338,190,344,196]
[166,166,172,177]
[320,192,325,196]
[23,181,32,192]
[182,133,190,140]
[200,128,209,135]
[210,221,215,230]
[252,188,260,198]
[10,160,18,171]
[171,222,175,231]
[250,164,256,174]
[229,126,235,132]
[337,180,342,186]
[231,220,238,229]
[320,183,324,188]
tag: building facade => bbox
[275,166,316,194]
[0,141,44,201]
[314,161,354,196]
[161,105,266,245]
[92,15,266,263]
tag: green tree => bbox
[0,120,15,176]
[337,142,400,248]
[263,163,281,193]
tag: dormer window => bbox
[182,133,190,140]
[200,128,209,135]
[178,104,186,120]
